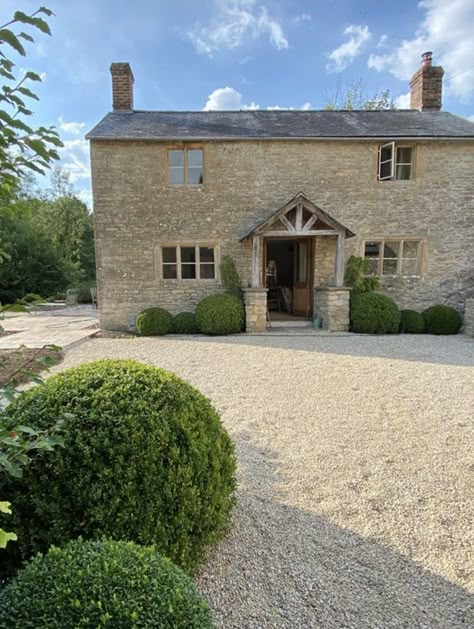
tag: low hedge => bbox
[173,311,199,334]
[350,292,400,334]
[0,360,236,577]
[399,309,425,333]
[136,307,173,335]
[195,294,245,335]
[422,304,462,335]
[0,539,214,628]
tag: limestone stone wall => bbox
[91,139,474,330]
[314,288,351,332]
[464,298,474,337]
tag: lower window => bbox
[160,245,217,280]
[363,239,423,276]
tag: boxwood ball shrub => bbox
[0,539,215,629]
[136,307,173,335]
[350,292,401,334]
[422,304,462,335]
[0,360,236,577]
[195,293,245,335]
[399,309,425,333]
[173,311,199,334]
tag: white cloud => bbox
[59,138,90,184]
[377,34,388,48]
[394,91,411,109]
[326,25,371,73]
[188,0,288,57]
[58,116,86,136]
[203,87,311,111]
[367,0,474,102]
[291,13,311,26]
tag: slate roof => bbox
[86,109,474,141]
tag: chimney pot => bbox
[421,51,433,67]
[409,52,444,111]
[110,62,134,112]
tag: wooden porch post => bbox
[251,235,262,288]
[335,232,345,287]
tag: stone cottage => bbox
[87,52,474,332]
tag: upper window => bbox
[363,239,423,276]
[168,148,203,185]
[378,142,414,181]
[160,245,216,280]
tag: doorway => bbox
[265,238,313,319]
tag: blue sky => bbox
[2,0,474,206]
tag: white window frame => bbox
[158,244,219,281]
[362,239,423,276]
[377,142,414,181]
[167,147,204,186]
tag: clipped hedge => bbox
[136,307,173,335]
[173,311,199,334]
[399,309,425,333]
[0,360,236,577]
[350,292,401,334]
[0,539,214,628]
[195,293,245,335]
[422,304,462,335]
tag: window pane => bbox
[383,259,398,274]
[169,167,184,185]
[297,242,307,282]
[396,164,412,180]
[364,242,380,257]
[366,258,379,274]
[200,264,215,279]
[199,247,214,263]
[181,264,196,279]
[163,264,177,279]
[162,247,177,263]
[397,147,412,164]
[384,242,399,258]
[380,146,393,162]
[403,241,419,258]
[180,247,196,263]
[402,259,418,274]
[188,149,202,168]
[169,150,184,167]
[188,167,204,185]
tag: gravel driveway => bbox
[58,333,474,628]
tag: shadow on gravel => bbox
[197,436,474,629]
[164,333,474,367]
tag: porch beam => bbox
[263,229,337,237]
[251,235,262,288]
[302,214,318,231]
[295,203,303,231]
[335,232,345,287]
[280,214,295,232]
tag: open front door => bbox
[293,238,312,317]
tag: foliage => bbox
[350,292,401,334]
[0,360,236,576]
[325,78,395,110]
[196,293,245,335]
[0,538,215,628]
[136,307,173,335]
[422,304,462,335]
[399,309,425,333]
[173,311,199,334]
[344,256,379,294]
[220,255,241,297]
[77,280,96,304]
[0,344,63,550]
[19,292,43,304]
[0,7,62,200]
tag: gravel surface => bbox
[58,333,474,628]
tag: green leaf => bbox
[0,29,26,56]
[0,528,17,549]
[39,7,55,17]
[18,31,35,43]
[0,501,13,515]
[24,70,42,82]
[17,86,39,101]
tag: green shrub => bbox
[220,255,241,297]
[195,293,245,335]
[399,309,425,333]
[136,307,173,335]
[344,255,379,294]
[173,312,199,334]
[350,292,401,334]
[0,539,214,628]
[19,293,44,304]
[0,360,236,577]
[422,304,462,335]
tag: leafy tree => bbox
[325,78,395,110]
[0,7,61,199]
[344,255,380,294]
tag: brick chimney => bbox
[110,62,134,112]
[409,52,444,111]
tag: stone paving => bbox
[0,308,98,349]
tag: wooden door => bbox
[293,238,312,317]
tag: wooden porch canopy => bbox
[239,191,355,288]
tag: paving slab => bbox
[0,313,98,349]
